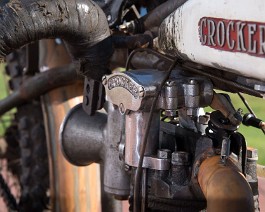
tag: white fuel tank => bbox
[158,0,265,82]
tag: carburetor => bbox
[103,69,213,168]
[61,68,257,211]
[102,69,215,210]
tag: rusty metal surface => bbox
[198,156,254,212]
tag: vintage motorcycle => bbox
[0,0,264,211]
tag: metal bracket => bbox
[83,77,105,116]
[142,156,170,170]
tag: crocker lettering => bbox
[108,75,139,98]
[199,17,265,57]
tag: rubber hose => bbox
[0,0,113,80]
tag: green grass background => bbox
[0,64,264,164]
[221,92,265,165]
[0,63,15,136]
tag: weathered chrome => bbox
[254,84,265,92]
[157,149,172,159]
[142,156,170,170]
[118,142,125,161]
[160,77,213,111]
[197,114,210,134]
[60,103,130,198]
[103,103,130,197]
[247,147,259,161]
[104,71,213,114]
[246,147,259,211]
[125,111,160,167]
[103,70,167,113]
[220,137,231,164]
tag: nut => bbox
[171,151,190,165]
[157,149,171,159]
[247,147,258,160]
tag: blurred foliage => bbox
[0,63,14,137]
[206,91,265,164]
[226,92,265,165]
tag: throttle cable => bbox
[126,48,179,212]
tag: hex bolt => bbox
[247,147,258,161]
[157,149,171,159]
[138,86,145,97]
[102,76,107,85]
[171,151,190,166]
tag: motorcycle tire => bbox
[4,47,50,211]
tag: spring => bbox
[205,110,236,150]
[205,111,246,175]
[205,120,220,140]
